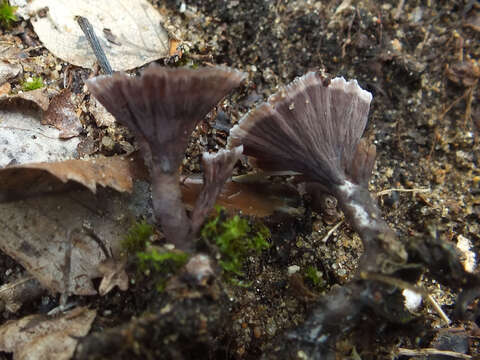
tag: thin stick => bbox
[376,188,430,196]
[397,347,471,359]
[393,0,406,20]
[360,272,451,325]
[426,293,451,325]
[321,220,343,243]
[76,16,113,75]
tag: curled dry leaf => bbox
[0,306,96,360]
[28,0,171,71]
[97,258,129,296]
[0,154,148,202]
[42,89,83,138]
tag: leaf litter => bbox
[0,306,96,360]
[1,0,477,359]
[0,186,148,296]
[27,0,171,71]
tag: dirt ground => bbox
[0,0,479,359]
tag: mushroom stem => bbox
[151,166,190,251]
[333,181,407,270]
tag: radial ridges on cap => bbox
[228,72,373,186]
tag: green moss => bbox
[121,220,154,254]
[22,77,44,91]
[201,207,270,286]
[304,265,324,289]
[137,248,189,291]
[0,1,18,29]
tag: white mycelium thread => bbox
[337,180,373,229]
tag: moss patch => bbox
[201,207,270,286]
[0,1,17,29]
[121,220,154,254]
[137,248,189,292]
[21,77,44,91]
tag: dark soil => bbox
[1,0,479,359]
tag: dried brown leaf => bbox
[0,154,148,202]
[0,186,150,295]
[88,97,115,128]
[3,87,50,111]
[0,82,10,96]
[0,91,81,167]
[0,61,21,85]
[43,89,83,138]
[0,307,96,360]
[181,175,302,217]
[97,258,128,296]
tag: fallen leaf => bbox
[43,89,83,138]
[0,95,80,167]
[0,186,151,295]
[4,87,50,111]
[181,175,302,217]
[97,258,128,296]
[0,60,22,85]
[0,82,11,96]
[28,0,171,71]
[0,306,96,360]
[0,154,148,202]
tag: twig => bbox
[376,188,430,196]
[321,220,344,243]
[464,83,476,127]
[76,16,113,75]
[439,91,467,120]
[426,293,451,325]
[393,0,405,20]
[360,272,451,325]
[397,347,471,359]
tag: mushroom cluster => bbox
[86,64,480,359]
[88,65,406,267]
[228,72,406,270]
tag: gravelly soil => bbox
[0,0,479,359]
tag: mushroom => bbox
[190,146,243,235]
[228,72,406,267]
[88,65,246,250]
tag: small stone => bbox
[287,265,300,275]
[403,289,422,311]
[101,136,115,151]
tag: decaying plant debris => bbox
[0,0,479,359]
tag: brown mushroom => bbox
[228,72,406,265]
[88,65,246,250]
[190,146,243,235]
